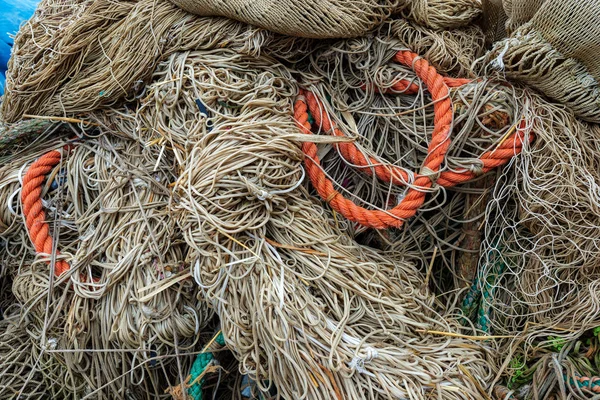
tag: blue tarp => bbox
[0,0,38,95]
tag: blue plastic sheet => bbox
[0,0,38,95]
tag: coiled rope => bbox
[294,50,531,229]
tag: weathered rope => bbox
[0,120,54,152]
[294,50,532,229]
[21,148,71,276]
[188,333,226,400]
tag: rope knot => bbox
[419,166,440,184]
[42,337,58,351]
[468,162,485,177]
[242,177,273,201]
[255,190,272,201]
[348,346,379,374]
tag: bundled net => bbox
[1,0,486,126]
[398,0,481,30]
[288,32,514,295]
[387,18,485,77]
[484,0,600,123]
[1,0,313,123]
[0,307,48,398]
[467,90,600,398]
[169,0,481,38]
[2,0,600,398]
[481,0,508,44]
[0,126,214,398]
[91,48,496,399]
[168,0,400,38]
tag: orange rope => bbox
[295,50,532,229]
[365,76,471,94]
[21,149,70,276]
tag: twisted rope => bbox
[21,149,71,276]
[0,119,54,152]
[295,50,532,229]
[188,333,226,400]
[567,374,600,394]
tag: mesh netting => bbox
[170,0,482,37]
[3,0,600,398]
[398,0,481,30]
[169,0,401,38]
[481,0,508,44]
[483,0,600,122]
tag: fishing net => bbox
[0,307,48,399]
[484,0,600,123]
[481,0,508,44]
[2,0,486,124]
[168,0,400,38]
[452,84,600,398]
[91,47,496,399]
[0,128,214,397]
[168,0,481,38]
[387,18,485,77]
[1,0,312,123]
[398,0,481,30]
[2,0,600,398]
[286,31,516,295]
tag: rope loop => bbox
[294,50,533,229]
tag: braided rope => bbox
[21,149,70,276]
[364,76,471,94]
[188,333,226,400]
[295,50,532,229]
[568,374,600,394]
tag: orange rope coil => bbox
[295,50,532,229]
[21,148,70,277]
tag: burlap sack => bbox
[169,0,401,38]
[485,0,600,123]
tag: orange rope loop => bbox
[295,50,532,229]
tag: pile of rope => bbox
[97,49,497,398]
[1,0,600,399]
[1,125,213,398]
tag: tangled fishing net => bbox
[1,0,314,123]
[484,0,600,123]
[470,92,600,398]
[2,0,600,399]
[170,0,481,38]
[96,48,499,398]
[0,121,213,398]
